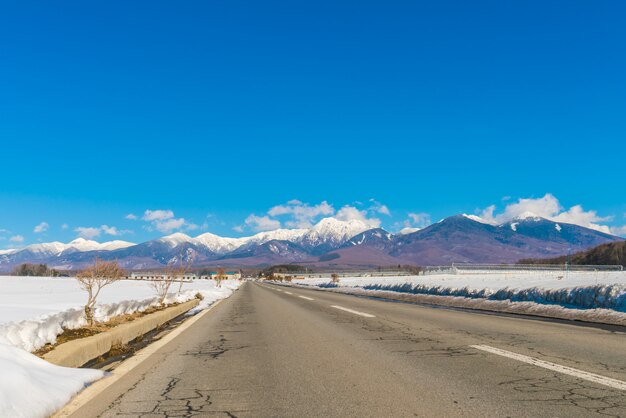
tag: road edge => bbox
[52,297,226,418]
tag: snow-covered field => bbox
[293,270,626,312]
[0,276,241,418]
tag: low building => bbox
[130,272,198,281]
[205,271,241,280]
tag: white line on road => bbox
[471,345,626,391]
[331,305,376,318]
[284,291,293,295]
[299,295,314,301]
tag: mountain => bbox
[389,214,622,265]
[0,238,135,267]
[499,214,616,249]
[1,215,622,271]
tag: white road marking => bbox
[299,295,314,301]
[331,305,376,318]
[284,291,293,295]
[471,345,626,391]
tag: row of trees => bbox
[76,254,196,326]
[13,263,64,277]
[519,241,626,267]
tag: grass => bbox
[33,302,181,357]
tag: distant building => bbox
[130,272,198,281]
[207,270,242,280]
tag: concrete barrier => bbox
[44,299,200,368]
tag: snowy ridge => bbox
[7,238,135,258]
[462,214,494,225]
[155,218,368,255]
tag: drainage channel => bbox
[82,310,194,371]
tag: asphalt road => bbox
[72,281,626,417]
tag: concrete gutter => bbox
[44,299,200,368]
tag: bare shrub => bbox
[151,251,195,306]
[76,259,125,326]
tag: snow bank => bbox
[293,271,626,313]
[362,282,626,311]
[0,277,241,352]
[0,343,104,418]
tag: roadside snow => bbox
[0,343,104,418]
[0,276,241,418]
[0,276,241,352]
[293,271,626,312]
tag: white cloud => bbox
[477,194,614,234]
[141,209,189,233]
[142,209,175,221]
[368,199,391,216]
[75,227,102,239]
[398,227,420,235]
[33,222,48,233]
[245,215,281,232]
[10,235,24,243]
[394,212,431,233]
[61,224,69,230]
[334,205,381,228]
[407,213,431,227]
[232,225,244,233]
[610,225,626,237]
[551,205,612,234]
[154,218,186,233]
[125,213,138,220]
[377,205,391,216]
[75,225,129,239]
[268,200,334,228]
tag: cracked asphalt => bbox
[72,281,626,417]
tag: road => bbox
[71,281,626,417]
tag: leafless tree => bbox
[152,251,195,306]
[76,259,125,326]
[215,267,225,288]
[331,273,340,284]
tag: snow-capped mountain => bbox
[1,215,622,271]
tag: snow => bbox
[158,233,195,247]
[510,222,518,232]
[0,276,241,418]
[6,239,135,258]
[292,271,626,312]
[0,276,241,352]
[147,218,372,255]
[555,223,562,232]
[514,211,543,221]
[0,343,104,418]
[462,214,494,225]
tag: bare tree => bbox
[76,259,125,326]
[152,251,195,306]
[331,273,340,284]
[215,267,225,288]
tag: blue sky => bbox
[1,1,625,247]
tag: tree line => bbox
[519,241,626,267]
[12,263,65,277]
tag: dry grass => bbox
[33,302,180,357]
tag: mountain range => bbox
[0,215,622,271]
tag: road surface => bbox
[71,281,626,417]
